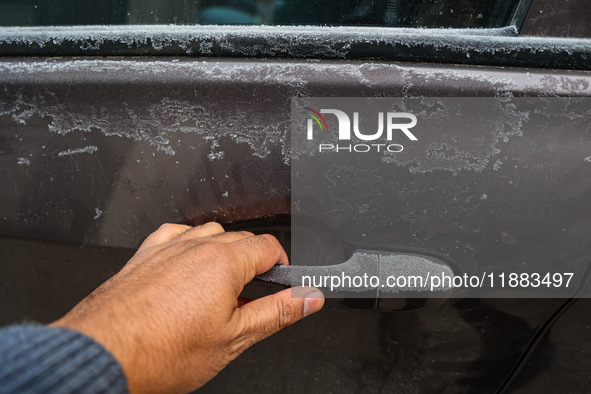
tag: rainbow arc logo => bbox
[304,107,328,131]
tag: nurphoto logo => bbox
[305,108,418,153]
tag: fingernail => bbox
[303,290,325,316]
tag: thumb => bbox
[235,287,324,346]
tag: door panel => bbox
[2,57,591,392]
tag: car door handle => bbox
[242,250,455,311]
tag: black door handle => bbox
[242,250,455,311]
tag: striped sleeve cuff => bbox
[0,325,128,393]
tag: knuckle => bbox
[158,222,179,231]
[202,221,224,233]
[276,299,298,329]
[158,222,186,236]
[212,230,253,240]
[256,233,281,250]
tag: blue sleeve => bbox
[0,325,128,393]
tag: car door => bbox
[1,0,590,393]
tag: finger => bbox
[222,234,289,288]
[175,222,225,242]
[233,287,324,348]
[145,230,257,264]
[206,230,255,244]
[138,223,192,251]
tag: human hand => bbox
[50,222,325,393]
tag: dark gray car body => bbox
[1,0,591,392]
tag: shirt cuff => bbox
[0,324,128,393]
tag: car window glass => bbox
[0,0,528,29]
